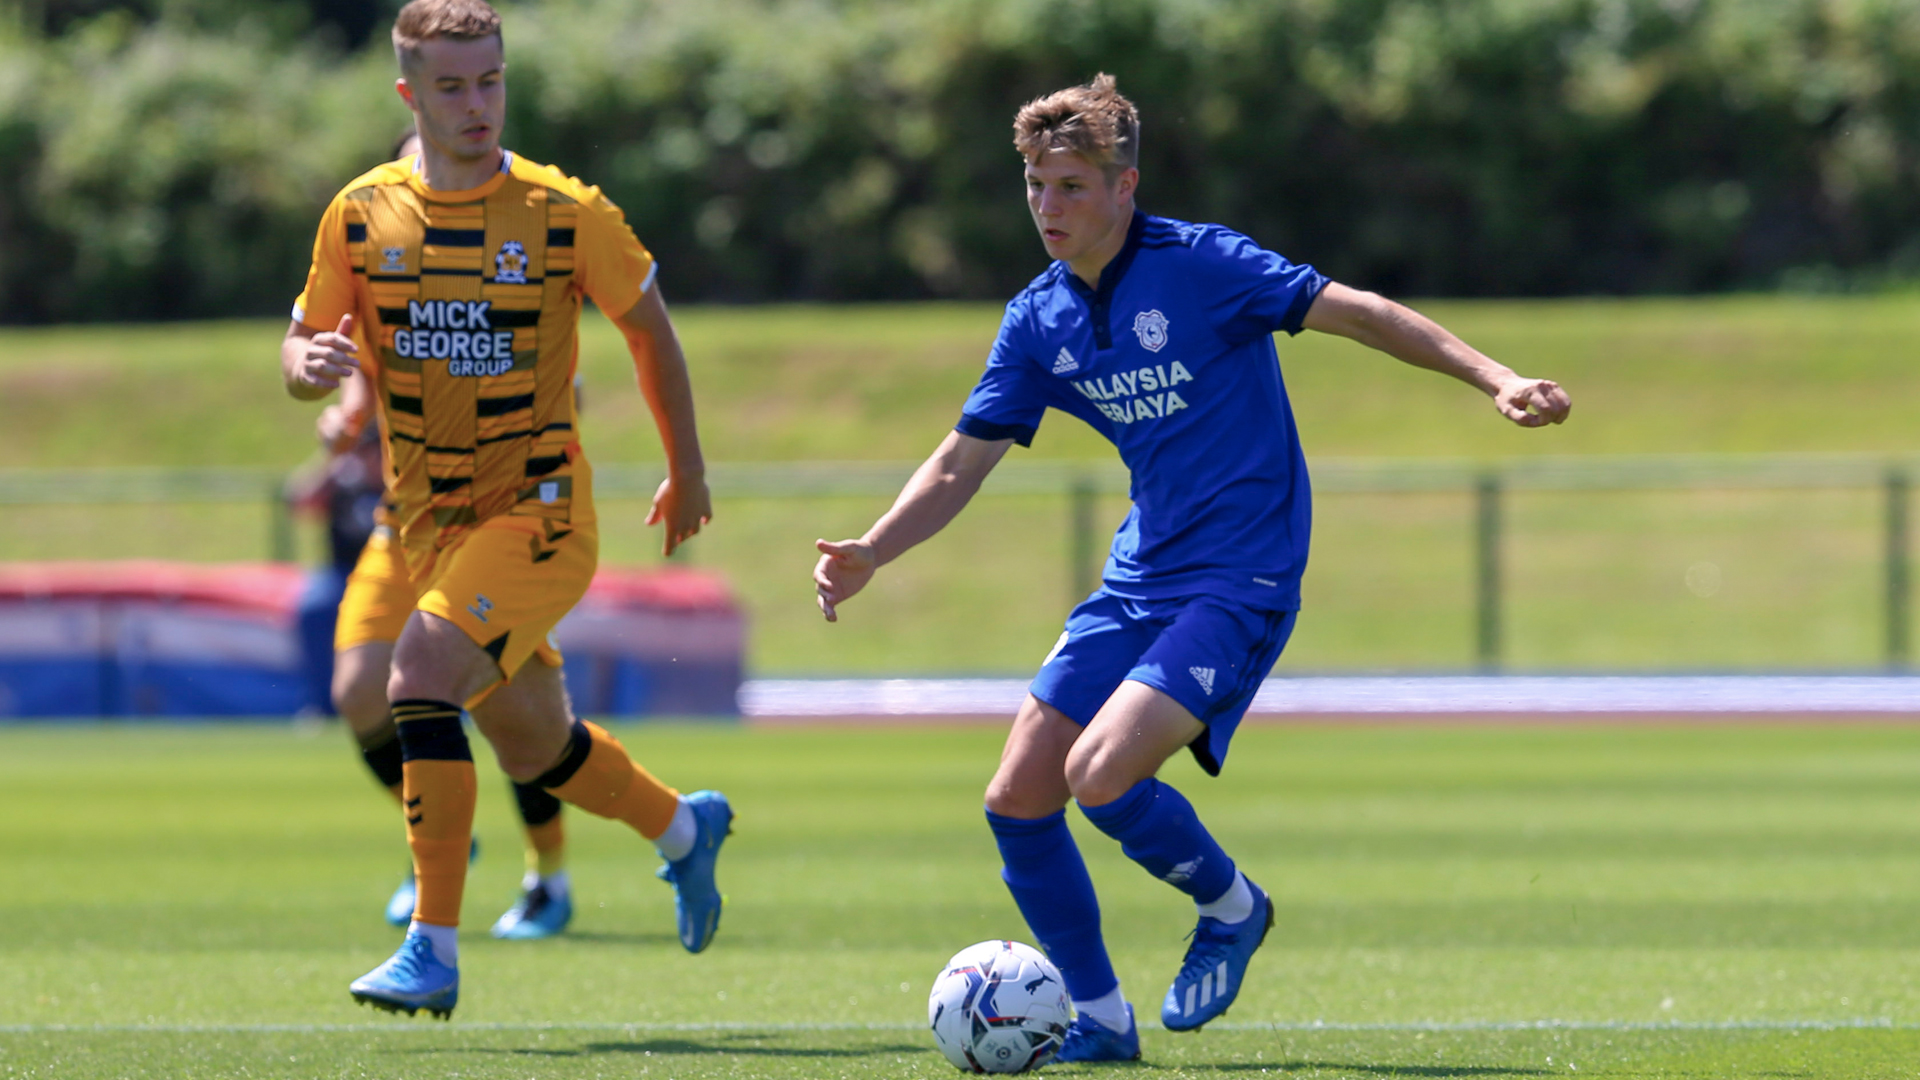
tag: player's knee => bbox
[490,752,549,785]
[485,728,570,784]
[1063,743,1131,808]
[984,775,1048,818]
[333,665,386,725]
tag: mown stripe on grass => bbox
[0,1019,1910,1035]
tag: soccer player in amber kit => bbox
[814,75,1569,1061]
[319,132,579,940]
[283,0,732,1018]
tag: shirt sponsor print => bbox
[392,299,516,376]
[1069,360,1194,425]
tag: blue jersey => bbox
[957,212,1327,610]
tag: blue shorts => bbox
[1028,590,1297,776]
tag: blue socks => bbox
[987,779,1236,1010]
[985,809,1119,1003]
[1078,778,1237,905]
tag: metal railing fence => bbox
[2,453,1913,669]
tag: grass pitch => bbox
[4,719,1920,1077]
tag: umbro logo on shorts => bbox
[1190,667,1216,696]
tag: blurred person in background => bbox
[814,73,1570,1063]
[284,419,386,719]
[282,0,725,1020]
[319,129,579,944]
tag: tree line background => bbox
[4,0,1920,322]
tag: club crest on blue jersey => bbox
[1051,348,1080,375]
[494,240,529,284]
[381,246,406,273]
[1133,309,1170,352]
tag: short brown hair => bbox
[392,0,502,68]
[1012,73,1140,176]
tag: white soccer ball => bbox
[927,939,1072,1073]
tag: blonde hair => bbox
[1012,73,1140,177]
[392,0,502,70]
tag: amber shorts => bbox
[334,529,416,653]
[334,522,578,678]
[415,514,596,680]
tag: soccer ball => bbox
[927,940,1071,1073]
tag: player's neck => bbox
[417,143,504,193]
[1066,205,1135,290]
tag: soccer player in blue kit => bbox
[813,74,1571,1062]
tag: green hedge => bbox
[7,0,1920,321]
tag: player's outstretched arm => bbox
[813,431,1013,622]
[315,369,373,454]
[613,286,712,557]
[281,314,360,402]
[1302,282,1571,427]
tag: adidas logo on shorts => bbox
[1190,667,1216,696]
[1052,348,1079,375]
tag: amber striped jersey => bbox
[294,152,654,581]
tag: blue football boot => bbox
[1161,880,1274,1031]
[383,837,478,928]
[349,928,459,1019]
[383,875,416,929]
[1057,1003,1142,1063]
[490,880,573,940]
[653,790,732,953]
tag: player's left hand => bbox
[315,403,362,454]
[647,473,712,557]
[1494,377,1571,427]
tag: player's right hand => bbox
[813,538,878,623]
[294,314,360,392]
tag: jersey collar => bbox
[1065,210,1149,351]
[407,149,515,202]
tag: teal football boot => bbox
[491,880,573,940]
[349,928,458,1019]
[654,790,732,953]
[383,873,417,928]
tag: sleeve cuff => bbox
[955,413,1036,448]
[1277,272,1330,337]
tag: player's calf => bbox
[530,719,733,952]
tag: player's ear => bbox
[395,78,414,108]
[1113,166,1139,203]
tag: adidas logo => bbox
[1052,347,1079,375]
[1190,666,1216,696]
[1164,856,1202,884]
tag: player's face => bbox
[1025,152,1137,265]
[398,36,506,165]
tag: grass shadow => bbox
[402,1035,932,1061]
[1195,1064,1551,1077]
